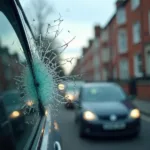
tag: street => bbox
[57,106,150,150]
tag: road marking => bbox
[141,114,150,123]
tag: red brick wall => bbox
[137,82,150,100]
[119,81,150,100]
[122,84,129,94]
[81,46,95,81]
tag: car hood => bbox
[6,104,22,114]
[81,101,134,115]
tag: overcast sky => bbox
[21,0,116,74]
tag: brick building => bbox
[0,44,21,92]
[72,0,150,100]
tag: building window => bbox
[94,39,99,48]
[118,30,127,53]
[145,45,150,75]
[134,53,143,77]
[102,68,108,81]
[133,21,141,44]
[94,70,101,81]
[93,55,99,67]
[131,0,140,10]
[113,67,117,79]
[117,8,126,25]
[148,11,150,34]
[102,48,110,62]
[101,30,108,42]
[119,59,129,79]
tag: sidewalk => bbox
[133,99,150,116]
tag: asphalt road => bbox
[57,106,150,150]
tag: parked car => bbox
[0,0,62,149]
[64,81,84,109]
[2,90,25,134]
[75,82,141,138]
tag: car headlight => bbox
[65,94,74,101]
[26,100,34,107]
[10,111,20,118]
[58,84,65,91]
[130,109,140,119]
[83,111,97,121]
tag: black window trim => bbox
[0,0,45,149]
[13,1,47,149]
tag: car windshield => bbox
[66,82,83,92]
[83,85,126,102]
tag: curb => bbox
[140,110,150,117]
[132,100,150,117]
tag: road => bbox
[57,106,150,150]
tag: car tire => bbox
[133,130,140,137]
[130,129,140,138]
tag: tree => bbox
[32,0,53,37]
[32,0,65,77]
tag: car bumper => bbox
[10,115,25,132]
[65,102,74,108]
[80,119,140,137]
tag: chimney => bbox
[116,0,125,8]
[82,47,88,56]
[76,58,80,64]
[94,25,101,38]
[89,39,93,48]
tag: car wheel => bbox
[133,130,140,137]
[130,129,140,138]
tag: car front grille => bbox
[98,114,127,121]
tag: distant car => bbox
[2,90,25,134]
[64,81,84,109]
[58,83,66,96]
[75,83,141,138]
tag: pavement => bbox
[133,99,150,116]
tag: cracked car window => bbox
[0,11,40,150]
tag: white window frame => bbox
[117,8,126,25]
[93,55,100,67]
[101,30,109,42]
[94,69,101,81]
[119,59,129,80]
[93,39,100,48]
[118,29,128,53]
[102,48,110,63]
[133,21,141,44]
[134,53,143,77]
[148,11,150,34]
[102,68,108,81]
[131,0,140,11]
[113,67,117,79]
[145,45,150,75]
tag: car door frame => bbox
[0,0,46,149]
[13,1,63,150]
